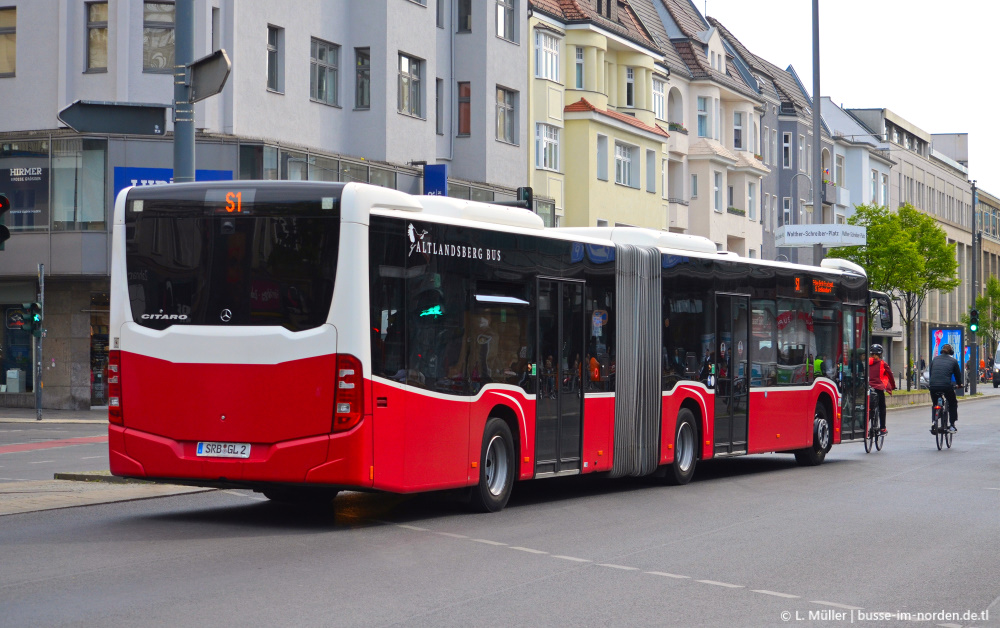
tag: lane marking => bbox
[81,456,104,460]
[811,601,863,610]
[437,532,468,539]
[598,564,639,571]
[552,555,591,563]
[985,488,1000,491]
[471,539,507,546]
[752,590,800,599]
[697,580,744,588]
[937,624,963,628]
[398,525,428,531]
[0,436,108,455]
[29,460,55,464]
[646,571,690,579]
[510,546,548,554]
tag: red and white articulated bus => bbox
[108,181,891,511]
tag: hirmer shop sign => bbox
[775,225,867,248]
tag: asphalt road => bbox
[1,398,998,627]
[0,423,108,481]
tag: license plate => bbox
[196,441,251,458]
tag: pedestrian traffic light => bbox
[969,308,979,334]
[1,193,11,248]
[22,302,42,338]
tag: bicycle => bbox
[864,386,885,453]
[930,389,955,451]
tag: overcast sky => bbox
[705,0,999,193]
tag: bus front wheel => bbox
[660,408,698,485]
[470,417,515,513]
[794,403,831,466]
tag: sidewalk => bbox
[0,407,108,423]
[0,476,212,516]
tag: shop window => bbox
[51,138,107,231]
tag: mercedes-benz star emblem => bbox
[220,308,232,322]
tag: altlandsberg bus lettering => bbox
[108,181,875,512]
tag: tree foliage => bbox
[829,203,961,389]
[960,275,1000,354]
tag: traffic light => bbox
[969,308,979,334]
[1,193,10,248]
[516,186,533,211]
[21,302,42,339]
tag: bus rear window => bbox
[125,184,342,332]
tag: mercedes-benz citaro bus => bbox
[108,181,889,512]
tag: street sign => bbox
[57,101,168,136]
[189,49,231,103]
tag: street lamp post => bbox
[811,0,823,268]
[970,179,978,395]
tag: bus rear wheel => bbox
[794,403,831,466]
[661,408,698,485]
[470,417,515,513]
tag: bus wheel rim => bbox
[816,414,830,450]
[485,434,508,496]
[677,422,695,472]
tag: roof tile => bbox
[565,98,670,138]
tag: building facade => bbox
[0,0,530,408]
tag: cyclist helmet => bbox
[870,344,883,356]
[940,343,954,355]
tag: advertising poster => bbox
[929,327,963,360]
[0,159,50,229]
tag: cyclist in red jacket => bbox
[868,344,896,434]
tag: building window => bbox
[435,78,444,134]
[615,143,636,187]
[697,97,709,137]
[713,172,722,211]
[310,38,339,106]
[458,0,471,32]
[596,134,608,181]
[534,30,559,81]
[771,129,777,166]
[798,134,805,172]
[733,112,744,150]
[535,124,559,170]
[762,126,769,163]
[536,199,555,227]
[52,138,108,231]
[398,53,422,117]
[266,25,283,91]
[870,169,878,201]
[625,68,634,107]
[782,132,791,168]
[496,0,515,41]
[748,182,756,220]
[458,81,471,135]
[782,197,790,225]
[575,47,584,89]
[0,7,14,77]
[691,174,698,199]
[835,154,844,186]
[652,79,665,120]
[728,185,734,208]
[437,0,445,28]
[496,86,516,143]
[646,149,655,193]
[881,173,889,207]
[86,2,108,72]
[355,48,370,109]
[143,2,175,73]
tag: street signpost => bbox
[57,101,168,136]
[189,49,232,103]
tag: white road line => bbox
[471,539,507,546]
[510,546,548,554]
[646,571,690,579]
[598,564,639,571]
[81,456,103,460]
[985,487,1000,491]
[29,460,54,464]
[752,590,800,599]
[811,601,863,610]
[398,525,428,531]
[552,555,591,563]
[437,532,468,539]
[696,580,744,588]
[937,623,963,628]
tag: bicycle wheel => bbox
[945,427,953,449]
[935,408,944,451]
[864,409,874,453]
[875,419,885,451]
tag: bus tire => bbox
[794,403,831,466]
[470,417,515,513]
[662,408,698,485]
[262,486,339,508]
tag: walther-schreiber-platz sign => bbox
[775,225,867,247]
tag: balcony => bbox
[822,182,836,205]
[667,122,688,154]
[668,198,689,231]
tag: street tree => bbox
[830,203,960,390]
[960,275,1000,362]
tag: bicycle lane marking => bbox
[0,436,108,455]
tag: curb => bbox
[886,392,993,412]
[53,471,151,485]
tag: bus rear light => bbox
[108,350,123,425]
[333,354,363,433]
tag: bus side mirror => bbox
[872,292,893,330]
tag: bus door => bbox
[535,279,585,476]
[714,294,750,455]
[840,306,868,440]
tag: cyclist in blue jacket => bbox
[928,344,962,432]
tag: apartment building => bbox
[0,0,528,408]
